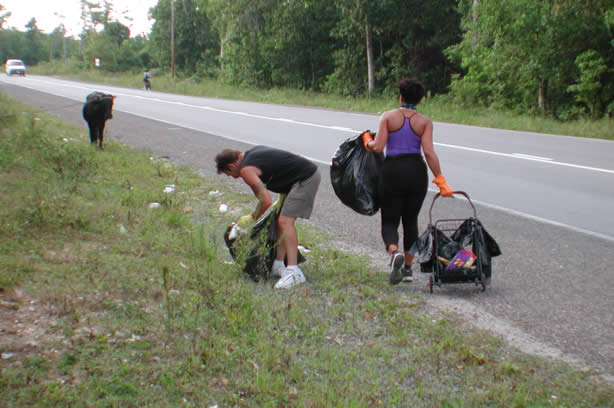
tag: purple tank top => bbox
[386,116,421,157]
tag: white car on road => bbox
[5,59,27,76]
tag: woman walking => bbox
[365,79,453,284]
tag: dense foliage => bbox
[1,0,613,119]
[446,0,614,119]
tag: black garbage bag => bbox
[451,219,501,277]
[330,131,384,216]
[224,204,306,282]
[440,241,461,260]
[224,208,277,282]
[409,225,452,272]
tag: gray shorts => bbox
[280,169,321,219]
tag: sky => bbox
[1,0,159,37]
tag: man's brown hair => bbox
[215,149,241,173]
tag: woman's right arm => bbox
[420,119,442,177]
[421,118,454,196]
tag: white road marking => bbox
[124,94,614,175]
[7,76,614,241]
[446,192,614,243]
[512,153,553,161]
[11,76,614,175]
[436,143,614,174]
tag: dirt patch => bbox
[0,287,64,365]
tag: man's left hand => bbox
[237,214,254,228]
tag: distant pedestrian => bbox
[144,69,152,90]
[215,146,321,289]
[365,79,453,284]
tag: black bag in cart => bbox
[409,191,502,292]
[330,131,384,216]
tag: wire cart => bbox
[419,191,501,293]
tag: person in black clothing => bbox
[365,79,453,284]
[216,146,321,289]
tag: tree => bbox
[49,25,67,62]
[325,0,381,96]
[199,0,274,86]
[327,0,461,96]
[261,0,338,90]
[568,50,608,118]
[150,0,218,75]
[81,31,116,69]
[80,0,108,33]
[23,18,45,65]
[0,29,25,64]
[103,21,130,46]
[78,1,135,70]
[0,4,11,29]
[376,0,462,94]
[447,0,614,118]
[201,0,341,89]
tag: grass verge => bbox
[31,63,614,141]
[1,93,613,407]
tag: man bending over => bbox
[215,146,321,289]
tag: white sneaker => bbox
[270,261,287,279]
[389,252,405,285]
[273,268,306,289]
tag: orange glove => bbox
[361,131,374,149]
[432,174,453,197]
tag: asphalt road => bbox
[2,76,613,381]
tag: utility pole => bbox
[63,28,67,63]
[59,23,66,64]
[472,0,479,51]
[170,0,175,79]
[54,13,67,64]
[366,18,374,95]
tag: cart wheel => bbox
[479,272,487,292]
[428,276,433,293]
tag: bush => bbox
[567,50,609,119]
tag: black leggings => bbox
[378,154,428,253]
